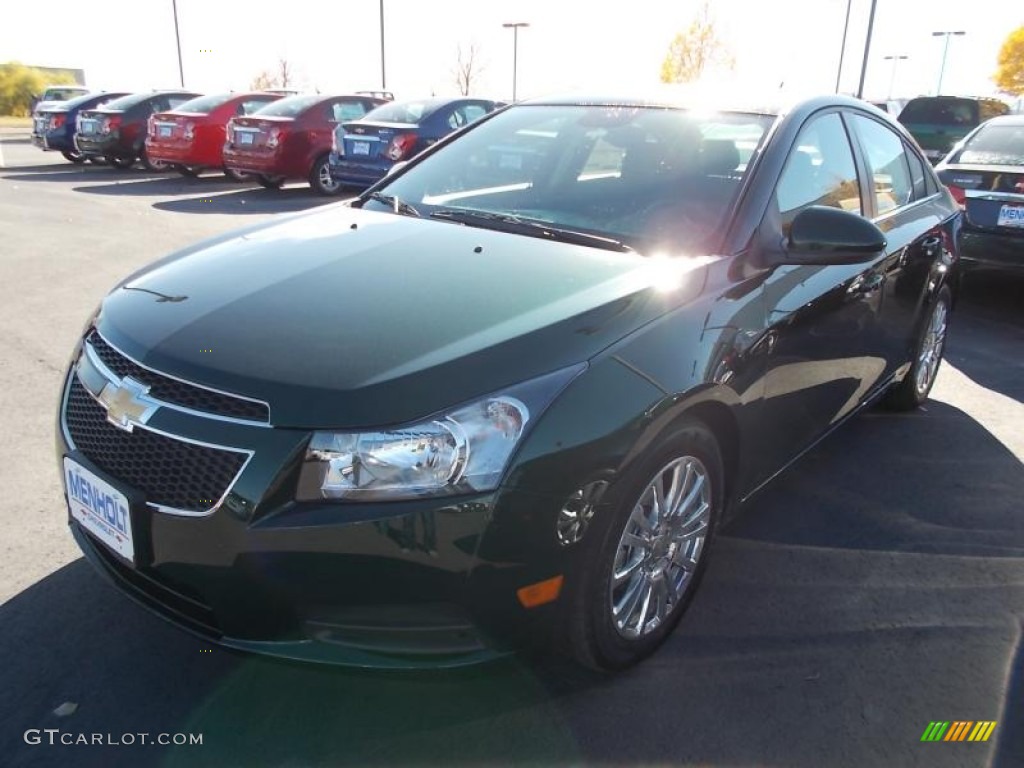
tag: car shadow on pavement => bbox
[946,273,1024,403]
[151,188,346,216]
[71,176,251,198]
[2,167,173,184]
[2,399,1021,768]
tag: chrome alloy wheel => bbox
[318,162,340,193]
[609,456,711,639]
[915,299,948,395]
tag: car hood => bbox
[97,207,710,428]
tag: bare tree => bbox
[453,44,485,96]
[660,1,734,84]
[277,58,293,89]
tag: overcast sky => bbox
[3,0,1017,103]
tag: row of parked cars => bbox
[31,88,502,194]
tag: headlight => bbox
[296,364,585,501]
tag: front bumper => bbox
[328,153,387,187]
[57,341,569,667]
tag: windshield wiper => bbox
[365,191,421,217]
[429,209,635,253]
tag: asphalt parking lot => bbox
[1,133,1022,768]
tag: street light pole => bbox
[932,31,965,95]
[883,54,908,99]
[171,0,184,87]
[855,0,878,99]
[379,0,386,90]
[502,22,529,102]
[835,0,853,93]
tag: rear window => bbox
[43,87,87,101]
[362,100,442,125]
[253,95,321,117]
[173,93,235,114]
[56,92,113,111]
[956,122,1024,166]
[900,98,978,126]
[100,93,154,111]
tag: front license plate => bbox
[159,125,172,138]
[64,457,134,563]
[352,141,370,155]
[239,132,254,145]
[996,204,1024,228]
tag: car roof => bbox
[979,114,1024,127]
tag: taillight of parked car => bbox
[386,133,417,161]
[331,128,342,156]
[102,116,121,135]
[945,184,966,207]
[49,114,66,130]
[184,122,195,141]
[267,127,284,149]
[147,116,156,137]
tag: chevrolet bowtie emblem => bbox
[97,376,160,432]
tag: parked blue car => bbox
[31,91,130,163]
[329,97,501,188]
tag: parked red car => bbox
[222,93,389,194]
[144,92,283,179]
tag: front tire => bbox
[884,286,951,411]
[61,150,85,164]
[308,154,342,195]
[106,155,135,169]
[565,421,723,670]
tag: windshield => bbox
[362,99,443,125]
[173,92,234,114]
[956,122,1024,166]
[367,104,772,254]
[253,95,320,117]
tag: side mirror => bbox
[782,206,887,265]
[386,160,409,176]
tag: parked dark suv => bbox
[75,90,201,169]
[899,96,1009,163]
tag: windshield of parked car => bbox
[362,100,443,125]
[900,98,978,126]
[253,95,320,117]
[366,104,772,254]
[173,93,235,114]
[955,122,1024,166]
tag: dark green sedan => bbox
[58,93,962,670]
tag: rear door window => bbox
[850,115,913,214]
[905,144,928,200]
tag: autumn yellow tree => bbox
[660,1,734,84]
[994,26,1024,96]
[0,62,76,115]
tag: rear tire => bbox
[256,175,284,189]
[177,165,202,178]
[140,147,170,172]
[106,155,134,169]
[564,421,723,670]
[224,168,251,182]
[61,150,86,164]
[884,286,951,411]
[308,154,342,195]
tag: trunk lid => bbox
[939,164,1024,234]
[227,115,294,150]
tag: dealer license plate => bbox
[64,457,134,562]
[996,204,1024,228]
[159,125,172,138]
[239,132,254,145]
[352,141,370,155]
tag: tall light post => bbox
[835,0,853,93]
[171,0,184,87]
[379,0,386,90]
[502,22,529,102]
[855,0,879,99]
[932,30,965,95]
[883,54,908,99]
